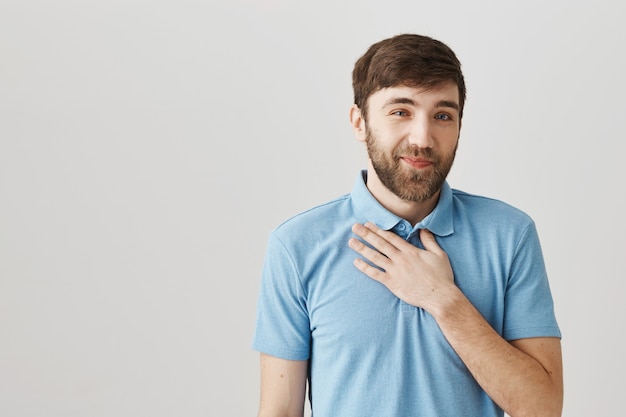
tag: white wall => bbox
[1,1,624,416]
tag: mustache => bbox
[393,146,438,162]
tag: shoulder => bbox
[272,193,354,243]
[451,188,534,227]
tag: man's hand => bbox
[348,222,563,417]
[348,222,454,312]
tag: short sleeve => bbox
[503,221,561,341]
[251,232,311,360]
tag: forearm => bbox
[428,287,563,417]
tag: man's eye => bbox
[392,110,408,116]
[435,113,452,120]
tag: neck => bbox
[365,166,441,227]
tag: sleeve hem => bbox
[504,325,562,341]
[251,343,310,361]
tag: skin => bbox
[257,354,307,417]
[258,82,563,417]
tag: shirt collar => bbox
[351,170,454,237]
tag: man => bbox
[252,34,563,417]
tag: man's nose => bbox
[407,117,434,148]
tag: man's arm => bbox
[257,353,308,417]
[431,290,563,416]
[349,223,563,417]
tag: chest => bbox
[302,234,509,346]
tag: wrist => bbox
[426,284,465,321]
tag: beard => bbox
[365,128,457,202]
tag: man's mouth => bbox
[400,156,433,169]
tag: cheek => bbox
[375,127,405,146]
[437,127,460,146]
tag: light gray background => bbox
[1,1,624,416]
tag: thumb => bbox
[420,229,442,253]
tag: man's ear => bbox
[349,105,367,143]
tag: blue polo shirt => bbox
[252,170,560,417]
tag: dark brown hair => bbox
[352,34,466,120]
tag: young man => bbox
[252,34,563,417]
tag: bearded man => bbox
[252,33,563,417]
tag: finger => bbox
[363,222,409,249]
[348,237,391,269]
[353,257,386,282]
[419,229,443,254]
[352,223,402,256]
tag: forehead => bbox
[369,81,460,107]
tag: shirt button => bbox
[397,223,406,230]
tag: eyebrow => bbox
[382,97,460,111]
